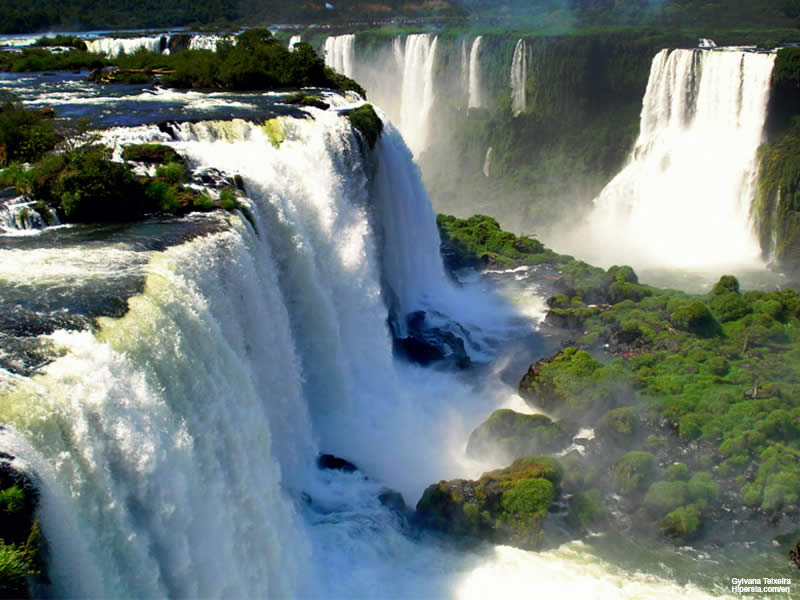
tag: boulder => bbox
[466,409,575,462]
[415,456,562,550]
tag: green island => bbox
[433,213,800,547]
[0,29,364,97]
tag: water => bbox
[468,36,484,109]
[0,66,788,600]
[86,35,169,57]
[567,48,776,274]
[324,34,356,79]
[510,39,527,116]
[397,33,438,157]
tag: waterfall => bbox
[584,48,776,270]
[288,34,302,51]
[324,34,356,78]
[397,34,438,156]
[510,39,527,117]
[0,108,464,596]
[87,35,168,57]
[461,39,470,105]
[187,34,231,51]
[483,147,493,177]
[468,36,484,109]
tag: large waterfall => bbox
[510,39,527,117]
[324,35,356,79]
[581,48,776,270]
[397,34,439,157]
[468,36,484,109]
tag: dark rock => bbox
[317,454,357,472]
[378,489,407,513]
[394,311,471,369]
[168,34,193,54]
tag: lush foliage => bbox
[2,142,242,223]
[0,103,60,164]
[0,49,106,73]
[437,213,561,269]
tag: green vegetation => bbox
[0,101,60,164]
[439,217,800,540]
[415,456,563,549]
[283,93,330,110]
[1,128,244,222]
[0,474,40,598]
[466,409,575,461]
[0,49,106,73]
[518,347,632,417]
[345,104,383,149]
[121,143,185,165]
[32,35,87,51]
[437,213,561,269]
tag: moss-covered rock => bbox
[121,143,185,165]
[345,104,383,149]
[518,347,632,418]
[283,93,330,110]
[466,409,575,462]
[415,456,562,550]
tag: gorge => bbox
[1,24,799,599]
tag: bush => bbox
[670,301,720,337]
[31,145,146,222]
[0,102,60,163]
[664,463,689,482]
[155,162,187,185]
[612,451,656,495]
[658,504,701,539]
[644,481,690,514]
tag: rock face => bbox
[415,456,562,550]
[394,311,471,369]
[466,409,575,463]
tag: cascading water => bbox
[0,79,754,597]
[510,39,527,117]
[86,35,168,57]
[288,34,302,50]
[579,48,776,270]
[323,34,356,78]
[187,34,230,51]
[397,34,438,156]
[468,36,484,109]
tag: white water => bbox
[187,34,231,51]
[510,39,527,117]
[397,34,438,156]
[468,36,484,109]
[574,48,776,270]
[288,34,302,50]
[324,34,356,78]
[87,35,167,57]
[483,146,493,177]
[0,107,744,599]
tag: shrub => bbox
[664,463,689,482]
[612,451,656,495]
[644,481,690,514]
[670,301,720,337]
[155,162,187,185]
